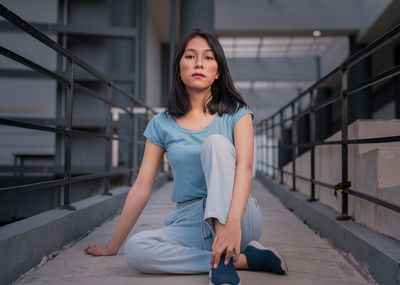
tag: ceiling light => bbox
[312,30,322,37]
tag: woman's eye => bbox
[185,55,194,59]
[205,56,214,60]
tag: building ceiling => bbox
[219,36,333,58]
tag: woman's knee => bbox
[201,134,235,163]
[202,134,232,152]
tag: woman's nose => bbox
[195,58,204,68]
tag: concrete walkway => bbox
[15,180,371,285]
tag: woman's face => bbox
[179,36,219,93]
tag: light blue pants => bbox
[125,134,263,274]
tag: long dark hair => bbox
[165,28,247,118]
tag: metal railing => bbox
[256,24,400,219]
[0,4,158,210]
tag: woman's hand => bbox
[210,222,241,269]
[84,244,117,256]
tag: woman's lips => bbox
[192,73,205,78]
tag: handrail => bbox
[256,23,400,219]
[0,4,160,211]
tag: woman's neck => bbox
[186,88,212,112]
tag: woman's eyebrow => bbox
[184,48,213,52]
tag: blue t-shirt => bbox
[143,105,254,203]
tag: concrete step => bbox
[281,119,400,241]
[353,148,400,240]
[14,180,370,285]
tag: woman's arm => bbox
[210,113,254,267]
[84,139,165,256]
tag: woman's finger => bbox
[224,246,234,265]
[213,250,222,269]
[233,246,240,263]
[210,251,216,267]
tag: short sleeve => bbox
[232,105,254,127]
[143,114,165,148]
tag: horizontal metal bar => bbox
[0,4,149,107]
[347,189,400,213]
[299,66,341,100]
[111,168,133,174]
[281,116,293,124]
[112,84,156,113]
[70,172,107,183]
[257,96,342,129]
[313,95,341,112]
[112,136,133,143]
[259,25,400,126]
[0,21,137,38]
[0,178,67,194]
[71,129,108,139]
[66,83,132,115]
[259,66,342,124]
[0,67,131,116]
[0,4,76,68]
[0,68,135,83]
[342,24,400,69]
[261,163,400,213]
[0,170,133,195]
[0,118,67,134]
[344,64,400,96]
[0,118,134,141]
[72,72,135,83]
[317,135,400,146]
[73,82,109,103]
[260,161,340,190]
[0,45,69,85]
[295,108,310,120]
[270,135,400,149]
[0,68,48,79]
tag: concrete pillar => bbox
[179,0,214,37]
[348,36,372,124]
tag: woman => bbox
[84,29,287,285]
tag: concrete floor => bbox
[15,180,371,285]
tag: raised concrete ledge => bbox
[256,173,400,285]
[0,173,169,285]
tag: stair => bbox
[281,119,400,241]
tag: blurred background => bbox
[0,0,399,240]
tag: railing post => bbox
[133,110,139,177]
[266,120,270,175]
[263,120,267,174]
[259,122,262,173]
[291,103,297,191]
[254,124,260,173]
[128,99,134,184]
[271,115,275,178]
[103,83,112,196]
[279,110,284,184]
[62,58,75,210]
[338,67,352,220]
[309,90,317,202]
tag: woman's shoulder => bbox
[149,110,170,124]
[226,102,254,117]
[225,103,254,125]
